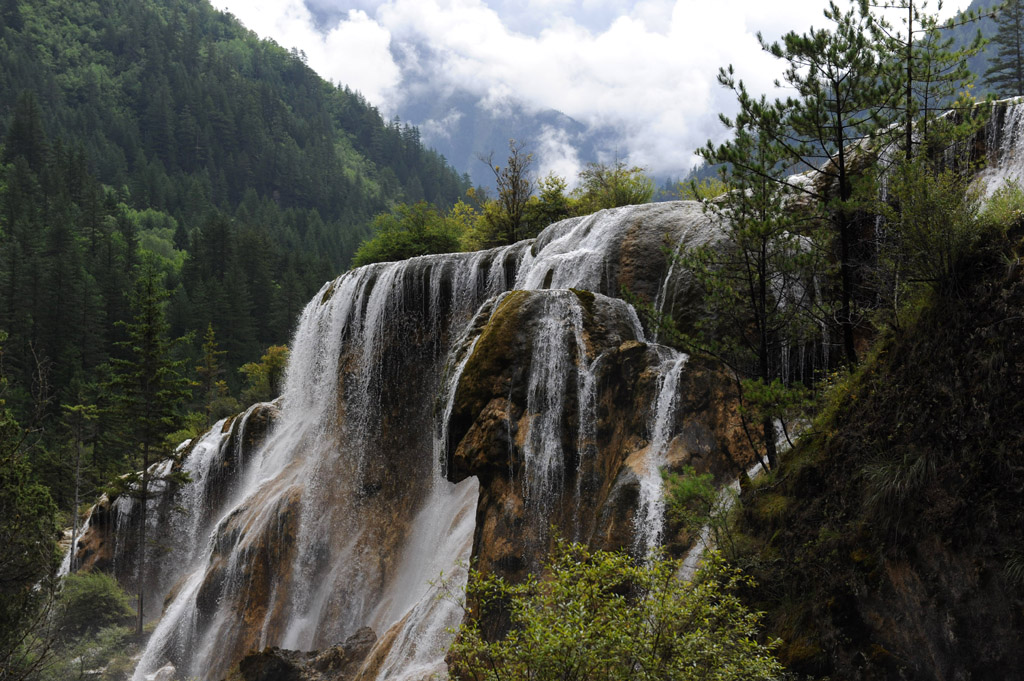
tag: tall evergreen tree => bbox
[0,333,59,681]
[105,264,190,635]
[720,1,893,366]
[695,92,817,472]
[867,0,986,158]
[984,0,1024,96]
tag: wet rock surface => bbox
[445,289,755,588]
[224,627,378,681]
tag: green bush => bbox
[881,160,983,293]
[980,180,1024,233]
[57,572,135,640]
[351,202,463,267]
[446,541,781,681]
[572,160,654,212]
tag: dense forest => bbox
[0,0,470,507]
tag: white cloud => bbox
[211,0,976,175]
[420,108,464,141]
[211,1,401,106]
[535,125,582,183]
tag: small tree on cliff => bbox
[481,139,534,245]
[722,1,894,366]
[446,542,781,681]
[572,159,654,212]
[105,264,190,635]
[693,89,817,471]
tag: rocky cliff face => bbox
[67,202,761,681]
[444,289,754,588]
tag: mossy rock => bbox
[452,290,531,421]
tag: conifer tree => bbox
[984,0,1024,96]
[719,1,893,365]
[695,92,817,471]
[867,0,986,158]
[105,264,190,634]
[0,332,59,680]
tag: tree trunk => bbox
[136,443,149,636]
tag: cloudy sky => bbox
[209,0,975,177]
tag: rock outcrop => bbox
[66,203,762,681]
[71,401,281,618]
[224,627,378,681]
[736,222,1024,679]
[444,288,756,589]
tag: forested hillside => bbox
[0,0,468,529]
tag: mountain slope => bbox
[735,219,1024,679]
[0,0,471,506]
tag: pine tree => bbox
[195,323,228,424]
[0,332,59,680]
[694,91,817,471]
[867,0,986,158]
[105,264,191,634]
[720,1,894,365]
[984,0,1024,96]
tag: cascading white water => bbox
[972,98,1024,197]
[634,353,689,556]
[119,202,716,681]
[132,243,530,681]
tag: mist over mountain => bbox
[398,87,621,187]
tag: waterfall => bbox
[634,353,689,556]
[132,243,530,681]
[969,97,1024,197]
[115,203,715,680]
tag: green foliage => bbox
[664,466,720,539]
[103,265,192,633]
[56,572,134,640]
[867,0,987,158]
[478,139,536,246]
[523,172,574,230]
[572,159,654,212]
[980,179,1024,231]
[731,226,1024,675]
[984,0,1024,96]
[447,541,782,681]
[0,0,472,501]
[239,344,290,405]
[677,177,728,201]
[351,202,463,267]
[0,331,60,680]
[690,99,819,468]
[877,159,984,311]
[38,617,138,681]
[105,266,192,465]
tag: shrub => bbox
[446,541,781,681]
[351,201,463,267]
[57,572,134,640]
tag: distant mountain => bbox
[399,88,619,188]
[951,0,1005,95]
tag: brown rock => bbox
[445,288,757,593]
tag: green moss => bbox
[569,287,596,316]
[732,225,1024,679]
[454,291,530,416]
[320,280,337,305]
[753,493,790,521]
[779,635,825,668]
